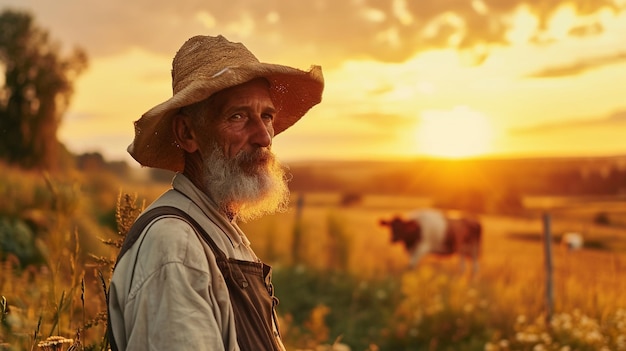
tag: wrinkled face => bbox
[190,79,290,222]
[199,78,276,170]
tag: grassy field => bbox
[1,163,626,350]
[241,192,626,350]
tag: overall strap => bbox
[115,206,226,266]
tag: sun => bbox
[415,106,494,159]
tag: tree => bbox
[0,9,87,169]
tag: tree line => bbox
[286,156,626,214]
[0,9,87,170]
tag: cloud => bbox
[511,109,626,135]
[4,0,624,68]
[526,52,626,77]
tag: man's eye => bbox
[230,113,244,120]
[262,113,275,121]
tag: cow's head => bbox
[379,216,422,249]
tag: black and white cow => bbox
[379,209,482,273]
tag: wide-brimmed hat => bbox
[127,35,324,172]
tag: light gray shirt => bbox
[108,173,285,350]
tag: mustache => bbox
[235,147,274,166]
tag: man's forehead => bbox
[212,79,274,108]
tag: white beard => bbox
[201,143,291,222]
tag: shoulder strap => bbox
[115,206,226,266]
[108,205,224,350]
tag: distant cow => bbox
[379,209,482,273]
[561,232,584,251]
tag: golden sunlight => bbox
[415,106,494,159]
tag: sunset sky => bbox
[2,0,625,165]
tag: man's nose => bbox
[249,116,273,147]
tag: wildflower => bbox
[616,334,625,348]
[479,299,489,309]
[516,332,539,343]
[484,342,497,351]
[526,334,539,343]
[37,336,73,351]
[375,289,387,300]
[585,330,603,343]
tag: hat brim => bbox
[128,63,323,172]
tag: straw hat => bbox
[127,35,324,172]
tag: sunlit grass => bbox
[245,193,626,350]
[0,162,142,350]
[1,162,625,350]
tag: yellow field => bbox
[1,164,625,350]
[241,192,626,350]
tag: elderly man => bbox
[108,35,323,351]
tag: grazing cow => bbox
[561,232,584,251]
[379,209,482,273]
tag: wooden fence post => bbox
[542,212,554,325]
[292,193,305,265]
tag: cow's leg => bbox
[408,246,429,269]
[471,244,480,276]
[458,255,466,274]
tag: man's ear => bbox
[172,113,199,153]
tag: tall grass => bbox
[0,163,145,350]
[1,163,625,350]
[242,193,626,351]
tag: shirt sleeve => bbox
[122,218,232,351]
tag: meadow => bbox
[244,192,626,350]
[1,162,625,351]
